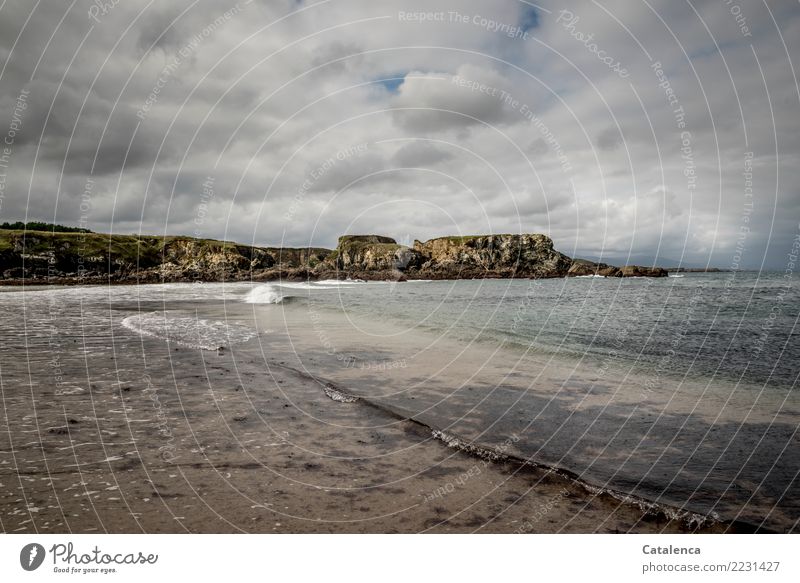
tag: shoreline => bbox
[1,281,792,533]
[0,268,731,287]
[0,307,725,534]
[273,361,765,533]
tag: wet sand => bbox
[0,296,736,533]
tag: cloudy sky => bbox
[0,0,798,268]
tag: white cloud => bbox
[0,0,797,268]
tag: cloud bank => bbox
[0,0,798,268]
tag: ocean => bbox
[1,272,797,532]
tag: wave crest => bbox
[121,312,257,350]
[243,284,283,304]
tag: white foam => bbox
[242,284,283,304]
[669,274,686,278]
[276,282,336,290]
[322,385,359,403]
[316,279,366,285]
[575,274,605,279]
[121,312,257,350]
[431,429,509,462]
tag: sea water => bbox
[0,272,797,531]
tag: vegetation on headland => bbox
[0,228,330,283]
[0,227,697,284]
[0,221,92,233]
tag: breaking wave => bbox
[243,284,283,304]
[316,279,366,285]
[276,282,337,290]
[121,312,257,350]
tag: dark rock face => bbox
[617,265,668,278]
[337,235,397,245]
[409,234,573,279]
[567,259,615,277]
[0,230,330,284]
[322,233,573,280]
[567,259,667,278]
[0,229,670,284]
[332,235,425,272]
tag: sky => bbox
[0,0,798,268]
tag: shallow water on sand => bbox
[246,294,799,532]
[0,275,797,532]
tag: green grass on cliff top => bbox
[424,234,534,243]
[337,240,402,254]
[0,230,330,259]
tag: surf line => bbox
[269,362,754,532]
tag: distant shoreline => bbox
[1,228,734,286]
[0,269,737,287]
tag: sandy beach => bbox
[0,285,754,534]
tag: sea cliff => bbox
[0,229,667,284]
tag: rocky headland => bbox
[0,229,668,284]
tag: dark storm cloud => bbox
[0,0,797,269]
[392,141,453,167]
[596,127,623,151]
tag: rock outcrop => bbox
[408,234,572,279]
[316,233,572,280]
[0,228,670,284]
[566,259,666,278]
[0,230,330,284]
[616,265,668,278]
[331,235,425,272]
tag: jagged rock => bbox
[567,259,668,278]
[331,235,424,272]
[409,234,572,279]
[0,228,671,284]
[0,229,330,284]
[618,265,668,278]
[597,266,620,277]
[568,259,615,277]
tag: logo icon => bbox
[20,543,46,571]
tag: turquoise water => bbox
[254,272,800,531]
[294,273,799,391]
[1,272,797,531]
